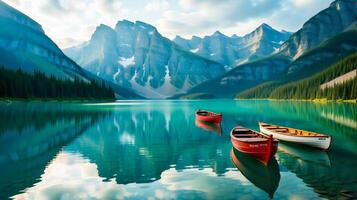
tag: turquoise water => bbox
[0,100,356,199]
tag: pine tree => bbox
[0,67,115,100]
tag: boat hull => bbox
[259,125,331,150]
[231,135,278,165]
[195,113,222,123]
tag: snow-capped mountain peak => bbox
[65,20,225,98]
[173,23,292,67]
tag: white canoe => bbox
[259,122,331,150]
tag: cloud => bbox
[2,0,333,48]
[3,0,130,48]
[157,0,285,38]
[145,0,170,12]
[178,0,284,20]
[157,0,332,38]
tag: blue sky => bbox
[4,0,333,48]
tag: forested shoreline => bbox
[0,67,115,100]
[237,53,357,101]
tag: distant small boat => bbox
[195,119,222,135]
[231,148,280,198]
[230,125,278,164]
[259,122,331,150]
[195,109,222,123]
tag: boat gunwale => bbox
[196,109,222,117]
[230,126,278,143]
[259,122,330,138]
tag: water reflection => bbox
[0,103,110,199]
[231,148,280,198]
[66,109,231,184]
[0,100,356,199]
[278,142,331,166]
[195,120,222,135]
[277,148,357,199]
[10,151,270,200]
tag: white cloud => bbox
[157,0,333,38]
[291,0,320,7]
[3,0,130,48]
[145,0,169,12]
[2,0,334,48]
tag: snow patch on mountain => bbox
[113,68,121,80]
[129,71,166,99]
[173,23,292,68]
[155,65,181,96]
[65,20,225,98]
[161,65,172,89]
[190,48,199,53]
[118,56,135,68]
[120,44,131,47]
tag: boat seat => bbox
[271,128,288,131]
[233,134,257,137]
[198,113,208,116]
[238,138,267,142]
[234,128,249,131]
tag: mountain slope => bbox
[0,1,80,79]
[65,20,225,99]
[176,55,290,98]
[278,0,357,59]
[0,1,141,99]
[320,69,356,89]
[268,52,357,100]
[178,0,357,98]
[237,29,357,99]
[173,24,291,68]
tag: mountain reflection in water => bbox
[0,100,356,199]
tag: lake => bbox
[0,100,356,199]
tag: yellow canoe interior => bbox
[260,123,329,138]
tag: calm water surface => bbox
[0,100,356,199]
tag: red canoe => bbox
[195,110,222,123]
[230,126,278,165]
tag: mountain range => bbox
[1,0,356,100]
[179,0,357,98]
[237,29,357,99]
[64,20,225,98]
[64,21,295,99]
[173,24,291,68]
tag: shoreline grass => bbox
[235,98,357,103]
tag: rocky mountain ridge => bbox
[173,23,291,68]
[65,20,225,98]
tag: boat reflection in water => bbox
[278,142,331,167]
[195,119,222,135]
[231,148,281,198]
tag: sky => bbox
[3,0,334,49]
